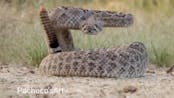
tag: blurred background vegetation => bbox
[0,0,174,67]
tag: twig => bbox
[166,65,174,74]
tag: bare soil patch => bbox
[0,64,174,98]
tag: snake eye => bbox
[81,24,85,28]
[93,24,102,32]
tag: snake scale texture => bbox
[39,6,148,78]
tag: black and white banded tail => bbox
[40,7,61,53]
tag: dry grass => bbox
[0,0,174,67]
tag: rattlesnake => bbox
[39,6,148,78]
[40,6,134,53]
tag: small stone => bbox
[123,85,137,93]
[29,70,35,74]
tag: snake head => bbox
[80,16,103,35]
[80,23,103,35]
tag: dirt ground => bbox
[0,64,174,98]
